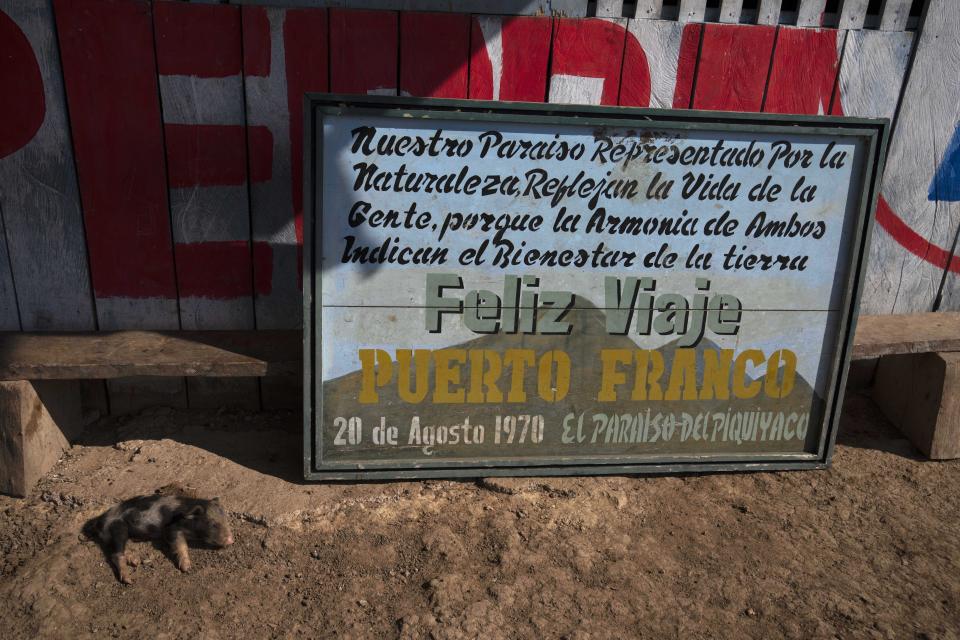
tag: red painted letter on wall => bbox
[692,24,775,112]
[549,18,627,106]
[55,0,178,328]
[400,12,470,98]
[469,16,552,102]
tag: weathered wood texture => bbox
[399,12,469,98]
[851,312,960,359]
[240,5,328,410]
[873,352,960,459]
[154,0,259,409]
[0,2,95,332]
[830,29,914,120]
[0,380,81,497]
[0,331,301,381]
[330,8,398,95]
[54,0,179,330]
[827,27,917,325]
[692,24,775,111]
[549,17,627,105]
[796,0,827,27]
[838,0,870,30]
[634,0,663,20]
[677,0,706,24]
[53,0,188,411]
[468,15,552,102]
[879,0,913,32]
[242,5,328,332]
[756,0,781,26]
[861,0,960,314]
[595,0,623,18]
[764,26,843,115]
[719,0,743,24]
[622,18,699,108]
[154,1,255,331]
[0,206,19,331]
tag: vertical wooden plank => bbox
[399,12,470,98]
[677,0,706,23]
[55,0,187,413]
[764,27,844,115]
[242,6,327,408]
[596,0,623,18]
[55,0,179,329]
[155,2,254,330]
[829,28,915,316]
[548,17,627,106]
[468,15,552,102]
[622,19,701,109]
[330,8,398,95]
[691,24,776,111]
[284,7,327,327]
[879,0,913,31]
[797,0,828,27]
[672,22,702,108]
[857,0,960,313]
[242,6,291,332]
[242,6,328,332]
[719,0,744,24]
[153,0,258,409]
[757,0,782,26]
[830,29,913,120]
[0,205,20,331]
[838,0,870,30]
[634,0,664,19]
[0,2,96,331]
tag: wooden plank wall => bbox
[865,0,960,313]
[0,0,952,413]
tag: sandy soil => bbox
[1,392,959,639]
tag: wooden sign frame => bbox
[302,94,888,480]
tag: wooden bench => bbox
[852,312,960,460]
[0,331,300,497]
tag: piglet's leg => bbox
[106,520,132,584]
[166,527,192,572]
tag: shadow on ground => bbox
[835,392,925,461]
[71,388,928,492]
[75,407,307,483]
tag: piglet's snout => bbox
[225,533,234,546]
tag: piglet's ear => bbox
[190,505,206,517]
[212,497,220,503]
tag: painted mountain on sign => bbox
[319,300,824,465]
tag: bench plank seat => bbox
[0,330,301,381]
[852,312,960,360]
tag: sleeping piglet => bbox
[86,493,234,583]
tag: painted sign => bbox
[302,96,886,479]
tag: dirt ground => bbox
[1,392,959,640]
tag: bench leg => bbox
[872,352,960,460]
[0,380,82,497]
